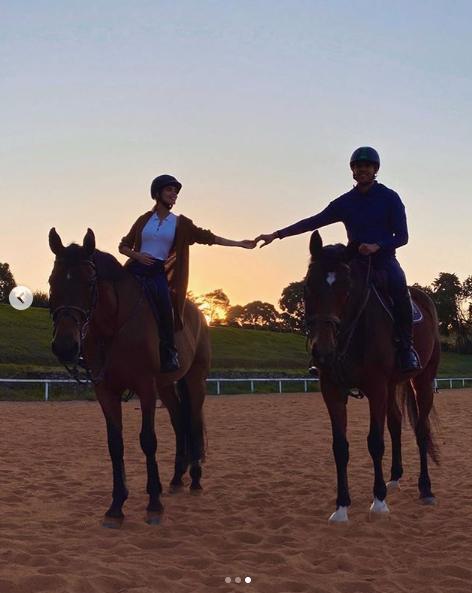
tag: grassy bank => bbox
[1,303,472,400]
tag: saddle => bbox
[370,268,423,324]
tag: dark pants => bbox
[372,255,413,349]
[127,259,176,351]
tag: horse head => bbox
[48,228,97,364]
[304,231,356,370]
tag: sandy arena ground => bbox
[1,389,471,593]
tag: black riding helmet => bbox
[350,147,380,169]
[150,175,182,199]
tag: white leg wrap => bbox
[386,480,400,491]
[328,506,349,523]
[369,497,390,514]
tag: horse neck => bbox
[343,261,392,353]
[91,272,144,338]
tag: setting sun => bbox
[195,300,227,325]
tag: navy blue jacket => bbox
[277,182,408,256]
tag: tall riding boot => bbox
[392,292,421,372]
[147,272,180,373]
[155,301,180,373]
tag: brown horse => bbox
[48,228,210,527]
[304,231,440,523]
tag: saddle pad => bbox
[412,300,423,324]
[373,286,423,324]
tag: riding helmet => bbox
[349,147,380,168]
[150,175,182,199]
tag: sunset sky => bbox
[2,1,471,310]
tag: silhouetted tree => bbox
[241,301,278,329]
[33,291,49,308]
[195,289,230,324]
[279,280,305,333]
[0,263,16,303]
[226,304,245,327]
[431,273,462,335]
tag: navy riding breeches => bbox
[127,258,174,343]
[373,255,409,302]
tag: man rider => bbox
[255,147,421,374]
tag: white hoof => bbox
[386,480,400,491]
[420,496,437,506]
[369,498,390,515]
[328,506,349,523]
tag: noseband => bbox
[306,313,341,333]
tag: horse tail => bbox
[397,380,440,465]
[397,380,418,432]
[176,377,207,464]
[427,405,441,465]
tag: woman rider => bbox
[119,174,255,372]
[255,147,421,374]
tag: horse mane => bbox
[59,243,127,281]
[309,243,347,266]
[92,250,127,281]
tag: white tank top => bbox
[140,212,177,261]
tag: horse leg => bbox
[160,384,189,491]
[322,384,351,523]
[138,390,164,523]
[386,383,403,491]
[412,367,438,505]
[176,363,206,492]
[97,387,128,528]
[366,389,389,517]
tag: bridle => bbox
[50,258,99,384]
[50,256,146,385]
[304,256,373,377]
[305,313,341,334]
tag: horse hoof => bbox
[369,498,390,520]
[145,512,163,525]
[102,515,124,529]
[387,480,401,491]
[328,506,349,523]
[420,496,437,506]
[168,483,184,494]
[190,485,203,495]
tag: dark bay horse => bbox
[304,231,440,523]
[48,228,210,527]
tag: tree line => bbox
[189,274,472,353]
[2,262,472,352]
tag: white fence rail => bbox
[1,377,472,401]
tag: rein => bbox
[336,256,372,360]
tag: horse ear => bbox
[49,227,64,255]
[83,228,96,257]
[309,231,323,259]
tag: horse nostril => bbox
[52,340,79,362]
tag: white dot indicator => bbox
[245,577,252,583]
[235,577,241,583]
[225,577,232,583]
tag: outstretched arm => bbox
[255,201,341,247]
[214,236,256,249]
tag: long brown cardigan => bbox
[119,205,216,330]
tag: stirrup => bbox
[160,349,180,373]
[348,388,364,399]
[398,348,421,372]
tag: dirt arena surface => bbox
[1,389,471,593]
